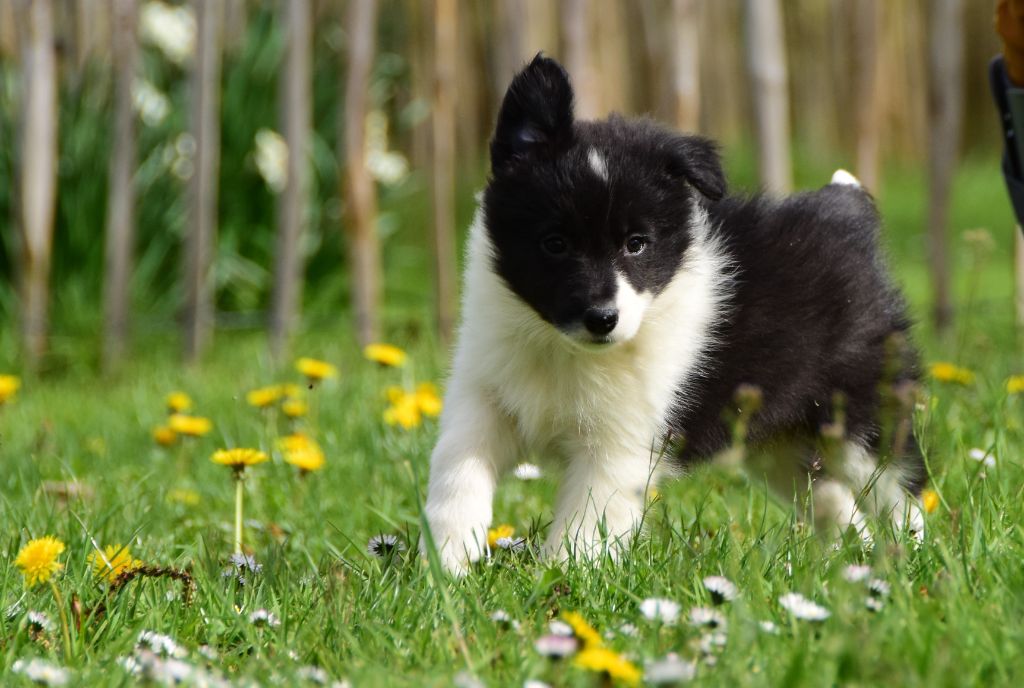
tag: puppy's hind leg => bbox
[830,441,925,542]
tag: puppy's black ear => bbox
[490,54,575,175]
[666,135,726,201]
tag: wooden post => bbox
[270,0,312,359]
[184,0,223,362]
[103,0,138,373]
[744,0,792,194]
[16,0,58,368]
[432,0,457,342]
[670,0,700,132]
[559,0,597,119]
[341,0,381,347]
[926,0,964,333]
[853,0,881,193]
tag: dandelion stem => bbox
[49,580,72,659]
[234,474,245,554]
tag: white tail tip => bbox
[830,169,861,188]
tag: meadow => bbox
[1,153,1023,687]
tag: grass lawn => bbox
[1,155,1023,686]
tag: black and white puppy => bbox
[423,55,925,575]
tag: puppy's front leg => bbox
[422,387,517,575]
[544,444,657,562]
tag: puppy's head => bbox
[484,55,725,349]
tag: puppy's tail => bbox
[829,168,862,188]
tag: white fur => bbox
[608,272,652,344]
[423,205,731,573]
[588,147,609,182]
[830,169,861,187]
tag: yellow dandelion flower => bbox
[573,646,641,686]
[385,386,406,404]
[14,536,65,588]
[168,414,212,437]
[246,385,284,408]
[278,432,313,453]
[414,382,443,417]
[1007,375,1024,395]
[281,383,302,398]
[168,488,201,506]
[296,357,337,381]
[166,391,192,413]
[0,374,22,404]
[284,445,325,473]
[487,524,515,548]
[364,343,408,367]
[153,426,177,447]
[281,398,308,418]
[929,362,975,386]
[922,489,939,514]
[212,448,268,470]
[562,611,603,649]
[383,392,421,429]
[87,544,143,583]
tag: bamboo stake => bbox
[744,0,792,194]
[432,0,457,342]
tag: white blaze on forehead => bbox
[588,147,609,182]
[611,272,652,342]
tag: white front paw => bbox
[421,501,490,576]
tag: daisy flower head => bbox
[88,544,143,583]
[548,619,574,636]
[968,448,996,468]
[489,609,520,630]
[1007,375,1024,395]
[12,658,70,686]
[296,357,337,382]
[922,488,940,514]
[868,578,891,598]
[223,553,262,585]
[561,611,603,649]
[168,413,212,437]
[534,633,579,658]
[778,592,830,621]
[645,653,697,685]
[572,646,641,686]
[248,608,281,628]
[367,533,406,560]
[688,606,727,631]
[487,524,515,548]
[246,385,283,408]
[153,426,177,447]
[165,391,192,413]
[514,462,542,480]
[137,630,187,658]
[14,536,65,588]
[842,564,871,583]
[639,597,681,625]
[1,374,22,404]
[211,448,268,472]
[703,575,739,604]
[929,362,974,386]
[494,536,527,552]
[363,343,407,367]
[865,596,884,612]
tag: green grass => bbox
[1,157,1023,686]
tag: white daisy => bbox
[868,579,891,597]
[698,631,729,653]
[968,448,996,467]
[494,536,527,552]
[548,619,573,637]
[297,666,330,685]
[778,593,830,621]
[533,634,578,658]
[453,671,485,688]
[640,597,681,625]
[136,630,187,658]
[688,606,727,631]
[645,653,697,684]
[490,609,520,630]
[13,658,70,686]
[703,576,739,604]
[523,681,553,688]
[514,463,543,480]
[248,609,281,628]
[367,534,406,559]
[616,622,639,637]
[841,564,871,583]
[27,610,54,633]
[759,620,779,634]
[865,596,884,612]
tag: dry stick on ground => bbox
[103,0,138,373]
[341,0,381,348]
[926,0,964,334]
[432,0,458,343]
[744,0,792,195]
[853,0,882,193]
[15,0,58,369]
[270,0,312,359]
[184,0,224,362]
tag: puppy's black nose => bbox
[583,308,618,336]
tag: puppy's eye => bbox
[541,234,569,257]
[625,235,648,255]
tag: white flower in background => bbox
[248,609,281,628]
[297,666,330,685]
[968,448,996,467]
[842,564,871,583]
[489,609,519,630]
[778,593,830,621]
[12,658,70,686]
[254,129,289,193]
[364,110,409,186]
[645,653,697,684]
[132,79,170,126]
[140,1,195,65]
[136,629,187,658]
[533,634,578,658]
[548,619,573,637]
[523,681,553,688]
[514,462,542,480]
[454,671,485,688]
[688,606,727,631]
[640,597,681,625]
[865,596,884,612]
[27,610,54,632]
[703,576,738,604]
[868,579,891,597]
[758,620,779,634]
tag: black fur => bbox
[485,55,925,494]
